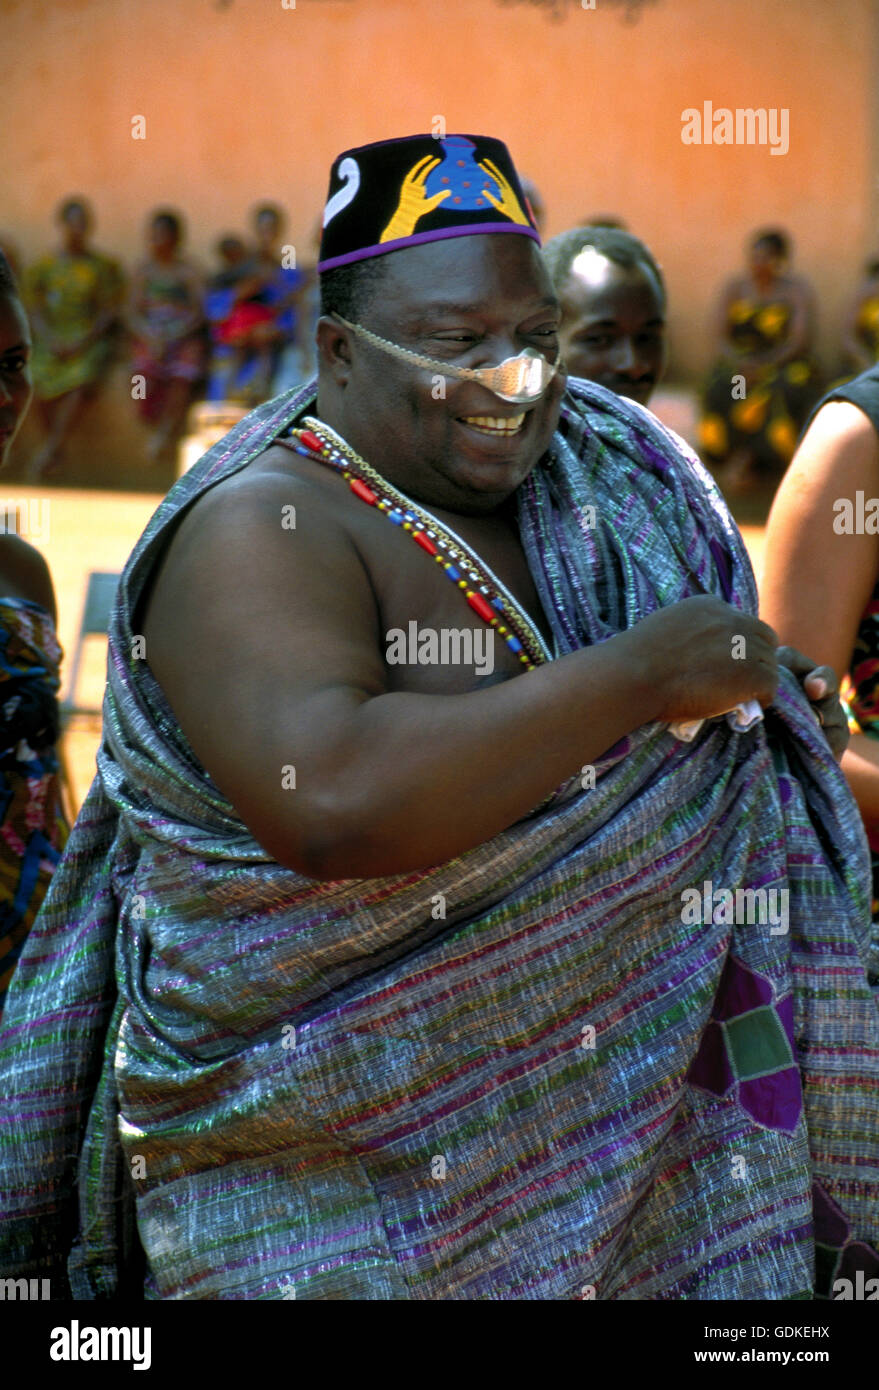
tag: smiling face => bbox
[0,292,33,465]
[317,235,566,516]
[557,249,666,406]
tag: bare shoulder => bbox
[140,442,379,671]
[137,440,388,838]
[793,400,879,493]
[156,441,351,561]
[765,399,879,590]
[0,535,56,623]
[763,399,879,667]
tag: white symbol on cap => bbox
[323,157,361,228]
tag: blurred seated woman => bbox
[204,233,291,405]
[235,203,305,402]
[271,215,323,394]
[762,366,879,984]
[841,258,879,376]
[0,253,68,1019]
[128,209,206,463]
[699,229,821,494]
[23,197,123,479]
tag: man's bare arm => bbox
[762,402,879,818]
[142,467,778,879]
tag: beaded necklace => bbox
[280,416,552,670]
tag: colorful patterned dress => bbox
[205,259,305,405]
[272,265,320,393]
[699,291,821,471]
[0,599,68,1021]
[23,252,123,402]
[204,265,277,405]
[130,263,206,423]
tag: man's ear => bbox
[316,315,353,385]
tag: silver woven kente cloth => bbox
[1,377,878,1299]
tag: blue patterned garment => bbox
[0,597,67,1022]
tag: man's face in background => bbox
[557,248,666,406]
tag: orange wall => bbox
[2,0,877,377]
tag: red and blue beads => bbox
[286,425,538,668]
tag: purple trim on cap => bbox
[318,221,541,274]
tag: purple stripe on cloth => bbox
[634,432,673,481]
[708,537,734,601]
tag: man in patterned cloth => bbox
[1,134,877,1301]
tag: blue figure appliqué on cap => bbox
[320,132,540,268]
[424,136,500,211]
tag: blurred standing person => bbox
[271,217,322,392]
[128,209,206,463]
[240,203,305,400]
[543,225,667,406]
[762,367,879,983]
[0,252,68,1019]
[204,234,274,404]
[23,197,123,478]
[699,229,820,494]
[841,259,879,376]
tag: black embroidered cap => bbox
[317,133,540,273]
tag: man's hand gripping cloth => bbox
[1,378,877,1301]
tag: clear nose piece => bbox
[336,315,559,403]
[474,348,557,403]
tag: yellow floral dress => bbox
[699,294,820,470]
[24,251,124,401]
